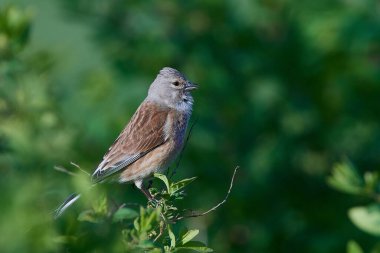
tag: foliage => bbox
[347,240,364,253]
[328,161,380,252]
[60,173,212,252]
[0,5,31,59]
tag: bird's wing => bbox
[91,101,169,183]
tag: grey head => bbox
[147,67,198,113]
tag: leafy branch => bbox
[328,160,380,253]
[58,167,238,252]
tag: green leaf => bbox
[173,241,213,252]
[92,195,108,215]
[347,240,363,253]
[327,161,363,195]
[52,235,77,244]
[349,204,380,236]
[168,225,176,249]
[77,210,100,223]
[180,229,199,245]
[134,218,140,231]
[364,171,379,191]
[154,173,171,194]
[112,207,139,222]
[171,177,197,194]
[140,206,146,227]
[137,240,156,249]
[142,208,158,231]
[147,248,163,253]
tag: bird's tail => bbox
[54,193,81,219]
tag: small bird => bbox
[55,67,197,218]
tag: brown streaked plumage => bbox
[55,67,197,218]
[91,101,170,183]
[119,109,189,183]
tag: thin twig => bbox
[70,161,91,176]
[53,165,76,176]
[153,216,166,242]
[169,118,198,179]
[175,166,239,220]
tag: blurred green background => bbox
[1,0,380,252]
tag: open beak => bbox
[185,82,198,91]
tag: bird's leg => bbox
[134,179,153,200]
[134,179,161,208]
[140,186,154,200]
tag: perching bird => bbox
[55,67,197,218]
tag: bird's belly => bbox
[119,139,179,183]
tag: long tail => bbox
[54,193,81,219]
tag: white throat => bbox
[175,96,193,114]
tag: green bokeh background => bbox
[1,0,380,252]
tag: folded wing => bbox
[91,101,169,183]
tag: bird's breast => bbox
[167,110,190,150]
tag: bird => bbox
[55,67,197,218]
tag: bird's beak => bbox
[185,82,198,91]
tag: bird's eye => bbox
[172,81,180,86]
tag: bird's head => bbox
[148,67,198,112]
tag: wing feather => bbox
[91,101,169,183]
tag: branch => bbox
[175,166,239,221]
[53,165,76,176]
[70,161,91,176]
[53,162,90,177]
